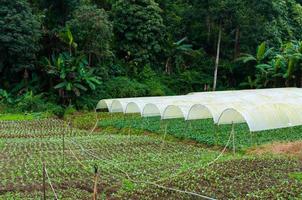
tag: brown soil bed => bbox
[248,141,302,160]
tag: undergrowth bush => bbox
[104,77,148,98]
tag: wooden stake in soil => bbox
[160,122,168,155]
[42,161,46,200]
[93,165,99,200]
[231,122,235,154]
[213,123,218,145]
[62,122,66,168]
[249,131,253,146]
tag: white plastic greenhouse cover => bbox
[218,103,302,132]
[96,95,188,112]
[97,88,302,131]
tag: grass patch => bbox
[289,172,302,183]
[0,113,49,121]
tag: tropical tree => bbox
[43,27,101,104]
[0,0,41,88]
[237,42,275,88]
[238,41,302,88]
[38,0,79,28]
[44,52,101,104]
[164,37,193,74]
[67,5,113,66]
[112,0,165,74]
[276,41,302,86]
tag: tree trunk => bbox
[213,23,222,91]
[234,27,240,59]
[165,57,171,75]
[206,15,211,44]
[23,68,29,91]
[88,53,92,67]
[300,69,302,88]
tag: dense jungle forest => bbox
[1,0,302,114]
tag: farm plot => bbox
[1,117,302,199]
[0,119,97,138]
[0,119,228,199]
[98,113,302,149]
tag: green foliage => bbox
[67,5,113,65]
[112,0,165,72]
[0,113,47,121]
[0,0,41,87]
[43,52,101,102]
[0,113,302,198]
[289,172,302,183]
[64,105,77,116]
[238,40,302,88]
[0,89,13,104]
[38,0,79,28]
[138,65,168,96]
[99,114,302,149]
[121,179,136,192]
[15,91,64,115]
[104,77,148,98]
[3,0,302,111]
[16,91,46,112]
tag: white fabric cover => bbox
[218,103,302,131]
[96,88,302,131]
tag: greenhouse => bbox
[97,87,302,132]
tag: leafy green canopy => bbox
[112,0,165,73]
[237,40,302,88]
[0,0,41,86]
[67,5,113,66]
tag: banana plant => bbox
[59,26,78,55]
[237,42,274,64]
[0,89,14,104]
[281,41,302,80]
[237,42,275,88]
[165,37,194,74]
[239,40,302,87]
[43,52,101,101]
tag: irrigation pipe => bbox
[159,121,168,155]
[67,144,90,171]
[132,180,216,200]
[156,126,234,184]
[68,138,216,200]
[204,126,233,167]
[89,109,99,134]
[44,164,59,200]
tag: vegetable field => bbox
[98,113,302,150]
[1,113,302,199]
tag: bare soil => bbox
[248,141,302,160]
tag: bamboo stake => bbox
[231,122,235,155]
[93,165,99,200]
[62,122,66,168]
[249,131,253,146]
[214,123,218,145]
[42,161,46,200]
[160,121,168,155]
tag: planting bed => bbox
[98,113,302,149]
[1,113,302,199]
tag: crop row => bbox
[98,113,302,149]
[0,119,99,139]
[0,128,225,199]
[1,116,301,199]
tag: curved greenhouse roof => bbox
[218,103,302,132]
[97,88,302,132]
